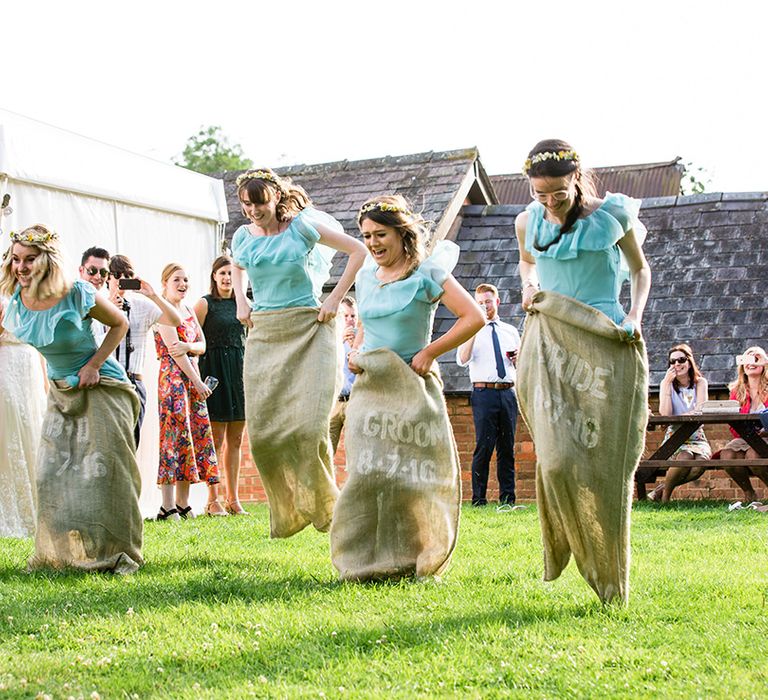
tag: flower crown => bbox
[10,228,59,245]
[236,170,278,188]
[522,150,580,175]
[359,201,413,217]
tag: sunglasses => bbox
[85,266,109,278]
[110,271,135,279]
[669,356,689,366]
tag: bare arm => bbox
[81,294,129,387]
[658,367,676,416]
[617,226,651,335]
[314,222,367,322]
[411,275,486,376]
[157,324,211,398]
[138,280,182,327]
[515,212,540,311]
[232,264,253,329]
[168,305,206,358]
[695,377,709,410]
[193,297,209,329]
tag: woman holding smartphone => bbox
[154,263,220,520]
[194,256,248,515]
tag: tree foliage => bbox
[680,161,711,195]
[175,125,253,174]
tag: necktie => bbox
[490,322,506,379]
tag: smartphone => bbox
[204,376,219,392]
[118,278,141,290]
[737,354,766,366]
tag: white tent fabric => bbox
[1,109,228,518]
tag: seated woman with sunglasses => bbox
[646,344,711,502]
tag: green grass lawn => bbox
[1,502,766,699]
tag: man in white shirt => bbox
[457,283,520,506]
[108,254,181,447]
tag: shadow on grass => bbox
[0,555,339,622]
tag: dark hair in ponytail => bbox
[525,139,597,251]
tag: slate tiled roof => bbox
[217,148,496,284]
[491,159,684,204]
[436,192,768,393]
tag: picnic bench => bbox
[635,412,768,499]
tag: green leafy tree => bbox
[680,161,711,195]
[175,125,253,174]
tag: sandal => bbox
[157,506,180,521]
[176,504,195,520]
[206,500,228,517]
[225,499,250,516]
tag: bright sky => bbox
[4,0,765,193]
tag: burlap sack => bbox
[244,307,340,538]
[517,291,648,604]
[30,377,143,574]
[331,349,461,581]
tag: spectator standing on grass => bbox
[194,256,248,515]
[457,283,520,507]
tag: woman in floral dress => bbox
[154,263,220,520]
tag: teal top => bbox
[231,207,340,311]
[357,240,459,362]
[524,192,641,325]
[4,280,127,382]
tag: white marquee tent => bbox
[0,108,229,518]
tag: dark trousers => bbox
[128,376,147,449]
[470,387,518,505]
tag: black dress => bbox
[199,294,246,422]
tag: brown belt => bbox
[473,382,514,390]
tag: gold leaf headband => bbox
[236,170,278,188]
[522,149,580,175]
[10,229,59,245]
[359,202,413,217]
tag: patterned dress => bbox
[154,310,219,485]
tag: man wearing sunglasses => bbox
[79,246,111,292]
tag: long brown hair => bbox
[237,168,311,223]
[357,195,429,282]
[729,345,768,405]
[208,255,233,298]
[668,343,703,392]
[524,139,597,249]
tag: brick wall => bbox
[235,389,767,504]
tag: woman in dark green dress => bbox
[194,256,248,515]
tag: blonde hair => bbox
[357,195,429,282]
[160,262,185,300]
[237,167,311,223]
[729,345,768,405]
[0,225,71,300]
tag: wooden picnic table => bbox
[635,412,768,499]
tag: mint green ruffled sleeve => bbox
[416,240,460,302]
[294,208,343,299]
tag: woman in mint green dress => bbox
[514,140,651,604]
[0,225,143,573]
[330,195,484,581]
[231,168,366,538]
